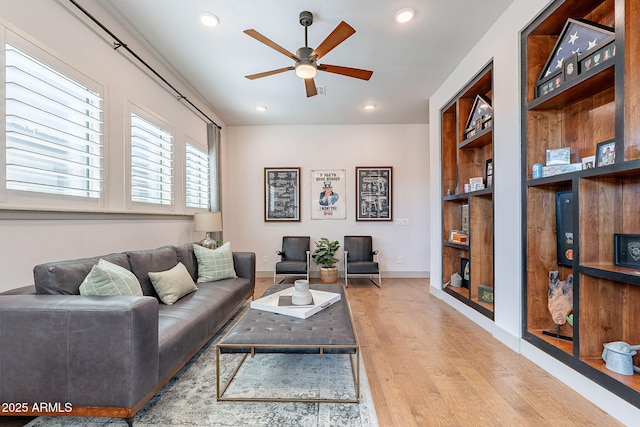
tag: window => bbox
[130,111,173,205]
[185,141,209,209]
[5,43,103,198]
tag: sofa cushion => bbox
[157,276,252,378]
[175,243,198,282]
[126,246,179,298]
[34,253,130,295]
[193,242,237,283]
[79,259,143,296]
[149,262,197,305]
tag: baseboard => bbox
[256,270,430,279]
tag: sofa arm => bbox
[0,295,159,410]
[233,252,256,287]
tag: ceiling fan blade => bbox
[304,78,317,97]
[318,64,373,81]
[312,21,355,60]
[245,66,294,80]
[244,29,299,61]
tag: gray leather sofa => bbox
[0,243,255,425]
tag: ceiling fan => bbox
[244,11,373,97]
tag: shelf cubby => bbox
[441,61,494,319]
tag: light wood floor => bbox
[255,277,623,427]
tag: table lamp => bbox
[194,212,222,249]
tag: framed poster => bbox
[264,167,300,222]
[356,167,392,221]
[311,169,346,220]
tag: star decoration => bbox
[569,31,579,45]
[588,38,598,50]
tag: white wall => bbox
[428,0,640,424]
[224,124,430,278]
[0,1,223,290]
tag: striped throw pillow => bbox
[193,242,237,283]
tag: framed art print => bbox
[264,167,300,222]
[311,169,346,220]
[356,166,392,221]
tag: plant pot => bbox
[319,267,339,284]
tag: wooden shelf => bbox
[580,263,640,286]
[441,61,494,320]
[522,0,640,409]
[459,127,492,149]
[528,329,573,355]
[527,63,614,111]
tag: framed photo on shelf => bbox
[614,234,640,269]
[596,141,615,167]
[555,190,574,267]
[485,159,493,188]
[356,166,392,221]
[264,167,300,222]
[311,169,346,220]
[581,155,596,170]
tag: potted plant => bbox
[312,238,340,284]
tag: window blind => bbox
[130,112,173,205]
[185,141,209,209]
[5,43,103,198]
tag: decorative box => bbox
[478,285,494,304]
[542,163,583,177]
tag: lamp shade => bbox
[194,212,222,232]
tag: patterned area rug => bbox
[26,306,378,427]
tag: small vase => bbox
[292,280,313,305]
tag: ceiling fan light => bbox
[395,8,415,23]
[295,62,317,79]
[200,13,220,27]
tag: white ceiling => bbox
[99,0,513,126]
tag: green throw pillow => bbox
[148,262,198,305]
[79,259,143,296]
[193,242,237,283]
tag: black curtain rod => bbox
[67,0,221,129]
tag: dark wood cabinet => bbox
[521,0,640,407]
[441,62,494,319]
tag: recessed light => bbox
[394,8,415,23]
[256,106,267,112]
[364,104,376,111]
[200,13,220,27]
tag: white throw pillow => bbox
[79,259,143,296]
[148,262,198,305]
[193,242,237,283]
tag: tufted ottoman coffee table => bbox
[216,283,360,403]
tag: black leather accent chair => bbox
[274,236,310,283]
[344,235,381,287]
